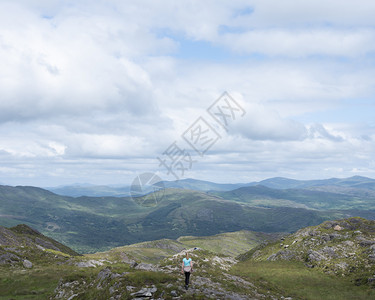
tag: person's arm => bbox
[190,260,193,272]
[181,261,184,273]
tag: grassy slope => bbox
[231,260,375,300]
[177,230,281,257]
[0,261,137,300]
[231,217,375,300]
[87,229,279,265]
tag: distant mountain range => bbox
[1,176,375,253]
[46,175,375,197]
[47,184,131,197]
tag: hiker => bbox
[181,252,193,290]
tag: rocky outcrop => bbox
[248,217,375,286]
[267,250,296,261]
[0,251,21,265]
[0,224,79,257]
[75,259,105,268]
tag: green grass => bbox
[178,230,280,257]
[0,262,134,300]
[231,260,375,300]
[0,264,94,299]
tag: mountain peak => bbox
[10,224,42,236]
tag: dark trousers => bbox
[184,271,191,285]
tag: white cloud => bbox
[230,102,307,141]
[0,0,375,185]
[220,29,375,57]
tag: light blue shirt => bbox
[183,257,192,266]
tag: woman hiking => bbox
[181,252,193,290]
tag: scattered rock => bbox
[307,250,327,262]
[119,252,137,267]
[0,252,21,265]
[335,262,349,270]
[97,267,112,281]
[53,280,80,299]
[267,250,295,261]
[211,256,237,270]
[134,263,159,272]
[321,234,331,242]
[131,286,157,298]
[23,259,33,268]
[334,225,343,231]
[170,290,178,297]
[321,247,338,259]
[36,244,45,251]
[109,286,115,294]
[357,237,375,247]
[342,240,354,247]
[76,260,104,268]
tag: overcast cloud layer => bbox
[0,0,375,186]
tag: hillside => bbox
[1,185,375,253]
[46,178,249,197]
[177,230,281,257]
[48,184,131,197]
[212,184,375,210]
[0,224,79,257]
[240,217,375,278]
[0,224,284,299]
[87,230,280,264]
[232,217,375,299]
[2,220,375,299]
[257,175,375,190]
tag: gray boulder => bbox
[134,263,159,272]
[267,250,295,261]
[307,250,327,262]
[321,246,338,259]
[131,286,157,297]
[23,259,33,268]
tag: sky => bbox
[0,0,375,187]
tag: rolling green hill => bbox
[212,184,375,210]
[46,176,375,197]
[1,185,375,253]
[257,175,375,190]
[46,178,249,197]
[48,184,131,197]
[177,230,281,257]
[89,230,280,264]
